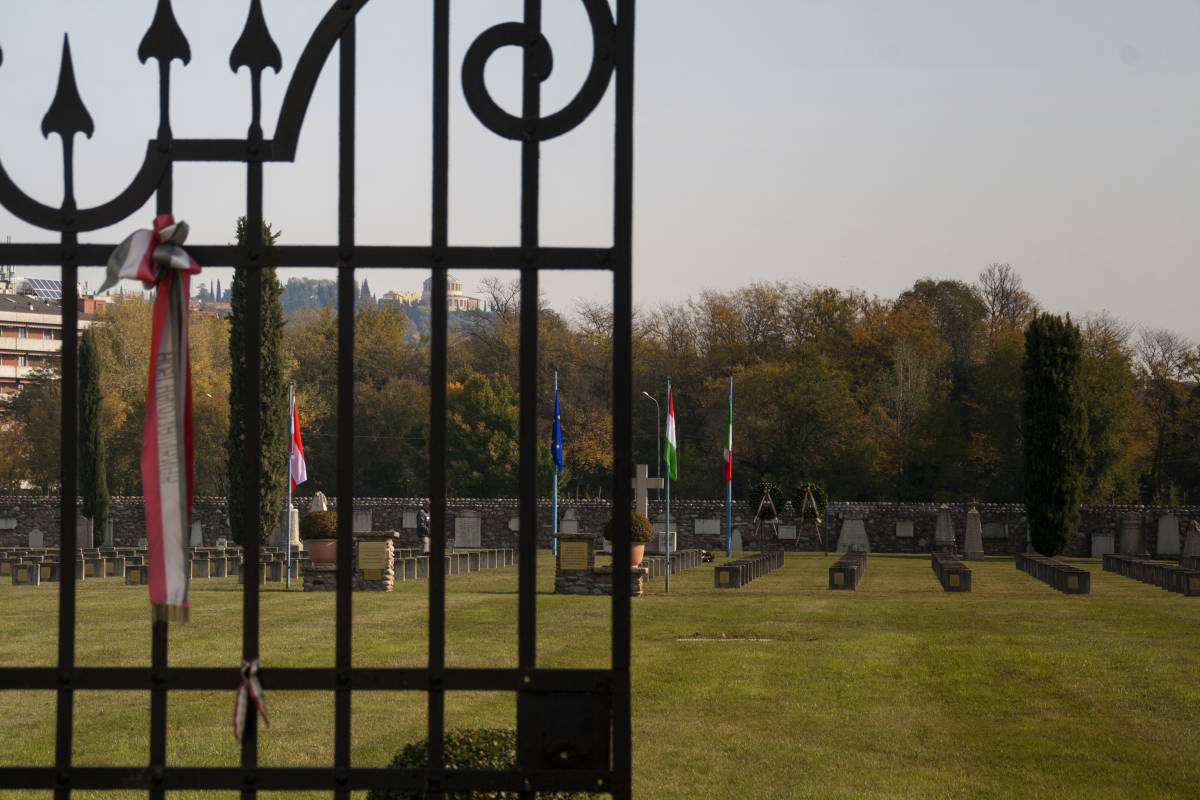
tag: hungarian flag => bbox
[664,385,678,481]
[723,386,733,483]
[289,397,307,491]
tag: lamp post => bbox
[641,391,660,499]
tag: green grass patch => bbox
[2,552,1198,798]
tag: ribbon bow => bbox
[234,658,269,741]
[100,214,200,293]
[104,215,201,623]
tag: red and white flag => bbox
[289,397,307,491]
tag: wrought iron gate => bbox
[0,0,634,796]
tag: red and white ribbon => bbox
[233,657,269,741]
[103,214,201,622]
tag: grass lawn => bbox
[2,551,1198,799]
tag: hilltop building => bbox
[421,274,480,312]
[0,265,103,395]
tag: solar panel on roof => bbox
[27,278,62,300]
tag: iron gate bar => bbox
[334,17,356,800]
[0,766,611,793]
[0,244,615,269]
[0,0,634,797]
[0,667,613,693]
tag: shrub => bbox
[604,511,656,543]
[299,510,337,540]
[366,727,595,800]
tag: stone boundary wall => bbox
[1,496,1196,557]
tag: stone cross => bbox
[631,464,664,517]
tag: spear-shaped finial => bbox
[230,0,282,76]
[41,35,94,142]
[230,0,282,141]
[139,0,191,66]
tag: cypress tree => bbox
[78,327,109,545]
[227,218,287,545]
[1021,313,1088,556]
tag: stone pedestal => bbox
[302,563,337,591]
[354,531,396,591]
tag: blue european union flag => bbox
[552,387,563,472]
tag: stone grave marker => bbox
[778,524,797,540]
[730,526,744,552]
[189,520,204,548]
[12,563,38,585]
[896,520,914,539]
[352,509,373,533]
[507,517,520,532]
[1184,522,1200,558]
[982,522,1007,540]
[455,511,482,548]
[76,514,93,549]
[310,491,329,511]
[932,505,955,553]
[0,518,16,530]
[402,509,417,529]
[836,510,869,553]
[963,506,984,561]
[559,508,580,534]
[1156,514,1180,556]
[649,520,676,554]
[630,464,662,517]
[274,506,300,547]
[28,528,44,548]
[694,518,721,537]
[1091,532,1115,558]
[1119,514,1142,555]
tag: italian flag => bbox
[664,386,678,481]
[723,390,732,483]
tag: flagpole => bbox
[286,380,293,590]
[726,375,732,558]
[552,371,558,557]
[665,377,671,594]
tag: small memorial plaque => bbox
[357,541,389,571]
[718,571,729,585]
[560,541,589,571]
[362,569,381,582]
[896,520,914,539]
[949,573,960,588]
[833,572,844,586]
[1067,575,1078,590]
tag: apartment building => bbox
[0,267,101,395]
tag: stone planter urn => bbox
[306,539,336,565]
[631,543,645,567]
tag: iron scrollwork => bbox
[461,0,616,141]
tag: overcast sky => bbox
[2,1,1199,341]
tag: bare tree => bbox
[977,263,1037,338]
[1136,328,1200,502]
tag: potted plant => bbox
[606,512,656,567]
[300,510,338,564]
